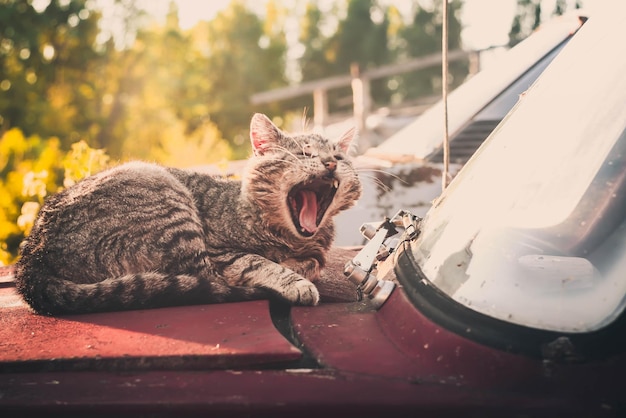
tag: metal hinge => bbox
[344,210,421,308]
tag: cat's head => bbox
[243,113,362,240]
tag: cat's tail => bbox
[15,270,269,316]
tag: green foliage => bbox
[300,0,391,79]
[333,0,390,71]
[508,0,578,47]
[298,0,393,111]
[0,0,103,144]
[0,0,287,164]
[0,0,480,166]
[63,140,110,188]
[202,1,288,157]
[509,0,542,47]
[397,0,467,101]
[298,0,467,109]
[299,2,328,82]
[0,129,109,265]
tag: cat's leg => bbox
[279,258,321,282]
[219,254,320,305]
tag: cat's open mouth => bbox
[288,178,339,236]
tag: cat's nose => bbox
[324,161,337,172]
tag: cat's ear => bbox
[250,113,282,156]
[336,126,358,155]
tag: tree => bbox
[332,0,391,104]
[299,1,333,82]
[0,0,103,146]
[552,0,580,16]
[298,0,392,111]
[331,0,390,72]
[203,1,288,157]
[508,0,579,48]
[0,128,109,264]
[397,0,467,101]
[508,0,542,47]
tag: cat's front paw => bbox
[284,278,320,306]
[280,258,321,282]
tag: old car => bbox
[1,5,625,418]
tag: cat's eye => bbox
[302,143,316,157]
[334,154,344,160]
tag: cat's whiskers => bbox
[356,168,409,193]
[356,172,392,193]
[301,108,311,131]
[358,168,408,185]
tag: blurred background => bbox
[0,0,589,262]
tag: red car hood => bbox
[0,300,302,371]
[1,247,625,416]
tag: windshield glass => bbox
[409,11,626,333]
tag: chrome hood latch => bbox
[344,210,421,308]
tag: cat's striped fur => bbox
[15,113,361,315]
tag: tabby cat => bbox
[15,113,362,315]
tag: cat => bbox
[15,113,362,315]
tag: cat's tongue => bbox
[299,190,318,234]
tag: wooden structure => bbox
[251,49,478,131]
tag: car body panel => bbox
[0,299,302,372]
[292,290,539,384]
[1,368,582,417]
[292,287,626,390]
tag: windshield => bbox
[408,11,626,333]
